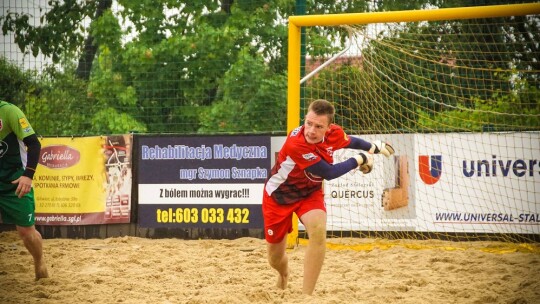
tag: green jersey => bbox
[0,101,36,184]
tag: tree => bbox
[77,0,113,80]
[417,80,540,132]
[0,57,36,105]
[22,63,94,136]
[1,0,112,80]
[88,0,369,133]
[198,47,287,133]
[355,1,540,132]
[5,1,534,135]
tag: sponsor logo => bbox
[462,155,539,177]
[39,145,81,169]
[19,117,29,129]
[0,119,3,130]
[302,152,317,161]
[18,117,32,133]
[290,126,302,137]
[419,155,442,185]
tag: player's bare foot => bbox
[35,263,49,280]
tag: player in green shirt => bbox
[0,100,48,280]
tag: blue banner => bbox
[137,135,270,228]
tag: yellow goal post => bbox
[286,2,540,248]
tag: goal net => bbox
[288,3,540,244]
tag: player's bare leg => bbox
[16,225,48,280]
[267,237,289,289]
[300,209,327,295]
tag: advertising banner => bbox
[323,134,417,232]
[33,135,132,225]
[137,135,270,228]
[416,132,540,234]
[321,132,539,234]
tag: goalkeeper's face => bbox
[303,111,330,144]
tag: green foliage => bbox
[3,1,538,136]
[89,46,147,134]
[91,108,147,134]
[357,12,540,133]
[417,83,540,132]
[107,0,297,133]
[21,64,93,136]
[2,1,371,135]
[198,48,287,133]
[0,57,36,105]
[305,63,408,134]
[1,0,96,63]
[91,48,136,107]
[90,10,123,53]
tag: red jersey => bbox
[264,124,351,205]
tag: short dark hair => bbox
[308,99,335,124]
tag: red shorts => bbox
[262,189,326,243]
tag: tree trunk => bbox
[221,0,234,14]
[75,0,112,80]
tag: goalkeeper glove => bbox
[369,140,395,157]
[354,152,374,174]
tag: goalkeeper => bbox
[262,99,394,295]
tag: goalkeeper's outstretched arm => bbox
[347,137,395,157]
[305,152,373,180]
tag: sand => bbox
[1,231,539,304]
